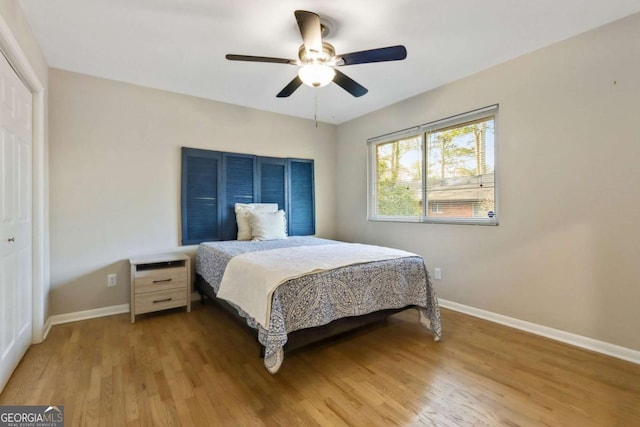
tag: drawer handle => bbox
[152,278,172,284]
[152,298,173,304]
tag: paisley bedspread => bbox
[195,236,442,373]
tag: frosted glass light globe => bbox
[298,64,336,88]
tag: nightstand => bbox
[130,253,191,323]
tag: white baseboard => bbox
[39,299,640,365]
[438,299,640,365]
[42,296,201,339]
[42,304,130,340]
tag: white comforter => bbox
[216,242,417,328]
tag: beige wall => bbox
[49,69,337,315]
[336,13,640,350]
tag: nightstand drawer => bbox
[134,288,188,315]
[130,253,191,323]
[134,267,187,294]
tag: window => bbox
[368,105,497,224]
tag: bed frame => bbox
[195,273,415,355]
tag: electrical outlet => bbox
[107,273,117,287]
[433,268,442,280]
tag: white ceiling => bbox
[18,0,640,124]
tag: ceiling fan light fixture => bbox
[226,10,407,98]
[298,63,336,88]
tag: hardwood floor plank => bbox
[1,304,639,426]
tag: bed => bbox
[195,236,442,373]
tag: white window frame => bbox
[367,105,499,225]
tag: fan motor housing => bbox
[298,42,336,65]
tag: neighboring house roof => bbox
[427,173,495,202]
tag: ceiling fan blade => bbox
[333,70,368,97]
[226,54,295,64]
[276,76,303,98]
[294,10,323,56]
[338,45,407,66]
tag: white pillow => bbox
[249,210,288,241]
[234,203,278,240]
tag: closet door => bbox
[0,53,33,393]
[181,148,222,244]
[257,157,287,210]
[222,153,256,240]
[288,159,315,236]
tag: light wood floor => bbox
[1,302,639,426]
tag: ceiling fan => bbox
[226,10,407,98]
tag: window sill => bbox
[368,216,499,226]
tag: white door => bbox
[0,52,32,393]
